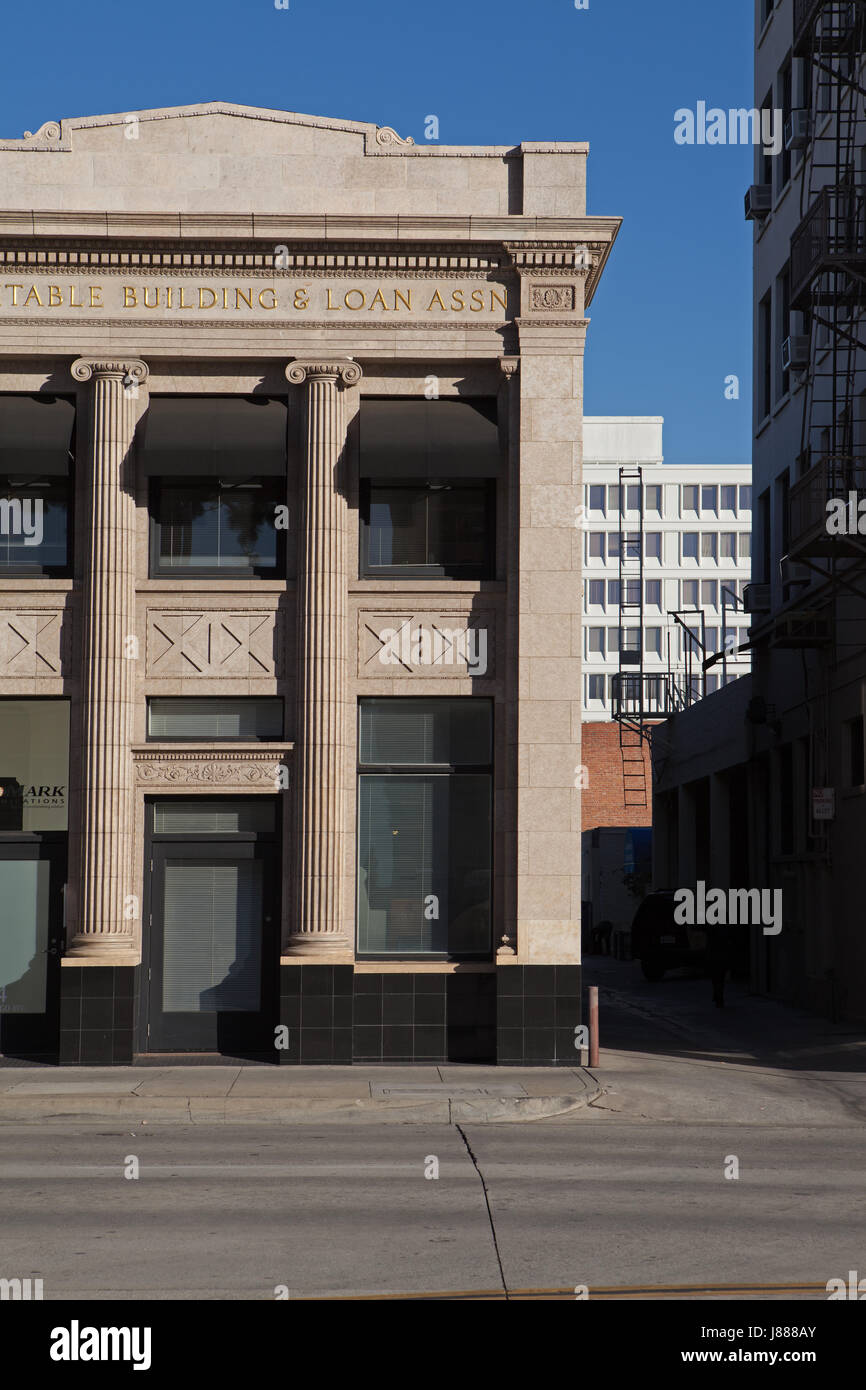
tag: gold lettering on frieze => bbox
[0,278,509,318]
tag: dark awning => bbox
[0,394,75,476]
[360,398,500,478]
[141,396,288,476]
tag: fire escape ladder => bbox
[613,466,648,806]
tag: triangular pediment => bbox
[0,102,415,154]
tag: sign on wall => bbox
[0,277,509,325]
[0,699,69,831]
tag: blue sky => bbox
[0,0,754,466]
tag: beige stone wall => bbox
[0,103,620,969]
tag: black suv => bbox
[629,890,707,982]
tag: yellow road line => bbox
[303,1281,827,1301]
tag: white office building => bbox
[581,418,753,720]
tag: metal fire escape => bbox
[795,4,866,569]
[615,467,648,808]
[782,0,866,841]
[788,0,866,603]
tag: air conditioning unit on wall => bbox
[744,185,772,220]
[785,109,810,151]
[780,556,811,597]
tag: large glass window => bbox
[359,399,499,579]
[721,485,737,512]
[0,395,74,576]
[144,396,287,578]
[702,533,718,561]
[361,480,493,578]
[357,699,492,958]
[0,700,70,832]
[150,477,284,577]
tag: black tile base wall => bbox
[278,965,354,1064]
[279,967,496,1064]
[47,963,581,1066]
[58,966,138,1065]
[496,965,582,1065]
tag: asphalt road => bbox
[1,959,863,1301]
[0,1119,860,1299]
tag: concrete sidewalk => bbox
[0,1064,601,1125]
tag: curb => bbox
[0,1081,602,1126]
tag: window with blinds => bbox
[147,698,283,742]
[152,800,276,835]
[161,860,263,1013]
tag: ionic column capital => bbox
[285,358,362,387]
[71,358,149,386]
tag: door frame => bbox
[0,833,66,1059]
[141,798,281,1057]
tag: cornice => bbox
[0,256,508,280]
[0,218,620,304]
[0,211,622,245]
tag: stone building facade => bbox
[0,103,619,1065]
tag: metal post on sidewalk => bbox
[588,985,599,1067]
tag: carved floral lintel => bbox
[133,749,290,789]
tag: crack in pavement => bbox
[456,1124,509,1300]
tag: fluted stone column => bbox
[68,358,148,956]
[285,358,362,954]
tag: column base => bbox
[65,935,138,962]
[282,933,353,959]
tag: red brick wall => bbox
[581,721,653,831]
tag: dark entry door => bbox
[0,838,64,1057]
[144,799,280,1055]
